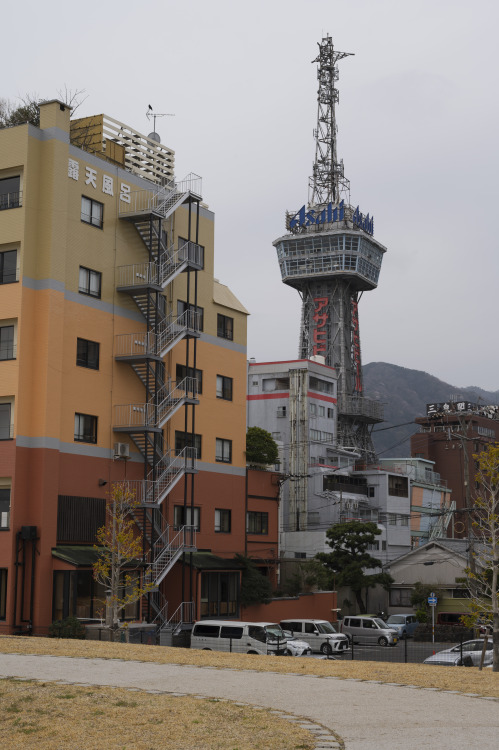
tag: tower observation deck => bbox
[273,35,386,462]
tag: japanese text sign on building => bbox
[68,158,131,203]
[312,297,328,356]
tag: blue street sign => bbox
[428,594,437,606]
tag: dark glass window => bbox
[216,375,232,400]
[216,438,232,463]
[246,511,268,535]
[79,266,101,298]
[215,509,231,533]
[0,176,21,210]
[74,413,97,443]
[175,430,201,459]
[76,338,100,370]
[217,314,233,340]
[0,489,10,530]
[0,326,14,360]
[176,364,203,394]
[177,300,204,331]
[200,571,239,618]
[81,196,103,228]
[0,404,12,440]
[0,250,17,284]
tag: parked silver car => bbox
[385,614,419,639]
[423,639,493,667]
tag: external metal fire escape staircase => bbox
[114,174,203,624]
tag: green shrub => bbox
[48,616,86,639]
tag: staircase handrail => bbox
[161,601,196,632]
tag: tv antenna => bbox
[146,105,175,142]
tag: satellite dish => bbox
[148,131,161,143]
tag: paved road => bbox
[0,653,498,749]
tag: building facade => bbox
[0,100,278,635]
[410,401,499,536]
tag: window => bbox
[175,430,202,459]
[79,266,101,298]
[74,413,97,444]
[0,489,10,529]
[0,569,7,619]
[327,408,334,419]
[0,250,17,284]
[174,505,200,531]
[76,338,100,370]
[272,432,281,440]
[367,486,375,498]
[81,196,103,228]
[388,475,408,497]
[0,326,14,360]
[176,364,203,394]
[247,511,268,534]
[216,375,233,401]
[215,509,231,533]
[200,571,238,618]
[389,588,412,607]
[388,514,397,525]
[400,515,409,527]
[309,376,334,394]
[277,406,286,418]
[0,403,12,440]
[310,404,317,416]
[0,176,21,210]
[217,314,233,341]
[216,438,232,463]
[177,300,204,331]
[318,405,325,417]
[57,495,106,543]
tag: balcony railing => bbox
[114,331,156,358]
[114,403,157,430]
[0,191,22,210]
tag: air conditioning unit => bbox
[114,442,130,459]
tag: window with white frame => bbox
[277,406,287,418]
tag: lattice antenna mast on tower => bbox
[309,36,353,208]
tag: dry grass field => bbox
[0,635,498,749]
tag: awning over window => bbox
[52,546,140,568]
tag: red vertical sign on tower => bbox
[351,300,362,393]
[312,297,328,356]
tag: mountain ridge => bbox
[363,362,499,458]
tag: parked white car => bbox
[281,630,312,656]
[423,639,493,667]
[280,619,349,654]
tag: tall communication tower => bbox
[273,35,386,462]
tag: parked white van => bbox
[340,615,398,646]
[280,619,349,655]
[190,620,288,655]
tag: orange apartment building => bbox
[0,100,279,635]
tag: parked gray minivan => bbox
[340,616,398,646]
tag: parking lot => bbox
[314,639,479,664]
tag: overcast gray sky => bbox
[5,0,498,389]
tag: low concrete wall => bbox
[241,591,337,623]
